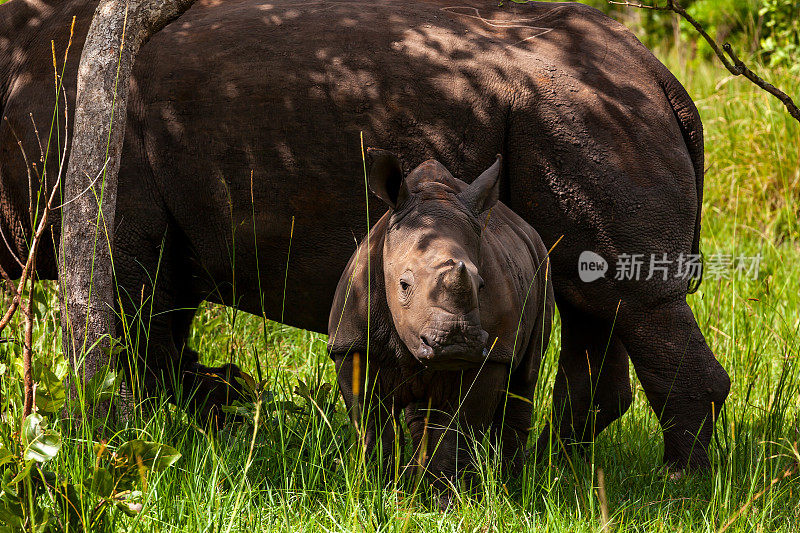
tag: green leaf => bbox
[0,491,23,529]
[34,365,66,413]
[1,467,19,495]
[85,367,122,405]
[234,372,257,395]
[9,461,32,485]
[116,440,181,472]
[24,431,61,463]
[294,379,310,401]
[52,358,69,381]
[22,414,61,463]
[90,467,114,498]
[22,413,44,445]
[0,448,14,468]
[115,499,143,517]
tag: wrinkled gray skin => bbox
[0,0,729,468]
[328,151,554,498]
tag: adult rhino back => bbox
[128,0,700,316]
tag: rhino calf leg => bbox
[333,353,402,472]
[496,309,551,475]
[620,300,730,470]
[407,364,506,508]
[405,404,464,508]
[491,393,533,476]
[536,304,632,457]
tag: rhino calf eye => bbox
[400,280,410,291]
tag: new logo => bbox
[578,251,608,282]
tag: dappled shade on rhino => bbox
[0,0,729,469]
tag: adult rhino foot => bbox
[182,361,248,425]
[666,467,686,481]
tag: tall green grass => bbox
[1,47,798,533]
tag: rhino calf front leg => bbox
[405,403,464,508]
[333,352,402,471]
[406,365,507,508]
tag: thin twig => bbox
[0,263,18,296]
[4,121,36,229]
[609,0,800,122]
[0,221,24,270]
[0,264,30,320]
[29,113,45,165]
[54,162,110,211]
[0,87,69,336]
[29,113,45,222]
[22,261,35,419]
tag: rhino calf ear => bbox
[366,148,408,209]
[459,154,502,214]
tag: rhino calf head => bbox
[328,149,554,503]
[367,149,501,370]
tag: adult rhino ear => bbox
[459,155,502,215]
[366,148,409,209]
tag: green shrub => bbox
[759,0,800,71]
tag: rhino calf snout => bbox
[417,312,489,368]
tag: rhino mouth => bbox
[415,327,489,370]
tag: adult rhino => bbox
[0,0,729,469]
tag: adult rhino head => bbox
[366,149,503,369]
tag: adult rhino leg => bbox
[115,223,241,418]
[618,299,730,469]
[536,301,632,457]
[169,305,245,417]
[114,236,183,402]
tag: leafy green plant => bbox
[83,439,180,527]
[0,413,64,532]
[759,0,800,71]
[0,316,182,531]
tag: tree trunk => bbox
[60,0,197,418]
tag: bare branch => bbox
[609,0,800,122]
[608,1,669,9]
[0,87,69,336]
[22,265,35,419]
[3,119,36,236]
[29,113,45,165]
[0,263,18,294]
[0,222,23,270]
[54,162,109,211]
[0,263,30,320]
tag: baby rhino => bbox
[328,150,554,497]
